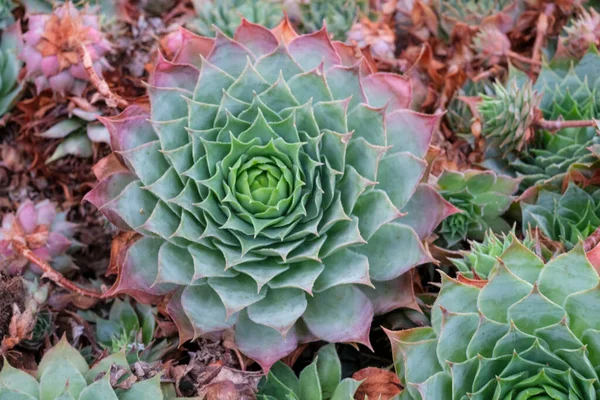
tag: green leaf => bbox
[298,359,322,400]
[315,344,342,399]
[247,288,307,335]
[507,286,566,334]
[78,376,119,400]
[0,359,39,398]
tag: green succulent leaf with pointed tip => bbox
[257,344,361,400]
[522,182,600,250]
[86,21,453,370]
[435,169,518,247]
[387,238,600,399]
[0,22,23,118]
[0,336,167,400]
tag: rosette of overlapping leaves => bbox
[387,238,600,399]
[84,19,456,369]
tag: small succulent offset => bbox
[387,239,600,399]
[450,229,537,279]
[296,0,369,41]
[85,20,456,369]
[0,336,166,399]
[0,199,78,276]
[258,344,361,399]
[478,79,542,156]
[471,26,511,67]
[37,113,110,164]
[435,170,519,247]
[21,3,112,97]
[188,0,284,38]
[562,8,600,59]
[0,22,23,118]
[81,298,175,364]
[522,182,600,250]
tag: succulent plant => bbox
[258,344,361,399]
[21,3,112,97]
[81,299,175,364]
[478,78,542,156]
[188,0,285,38]
[0,22,23,118]
[20,308,54,350]
[522,182,600,250]
[434,0,522,37]
[510,46,600,191]
[85,20,456,369]
[296,0,369,41]
[450,229,538,279]
[0,200,78,277]
[387,239,600,399]
[38,113,110,164]
[563,8,600,59]
[0,336,166,399]
[435,169,519,247]
[0,0,15,30]
[471,26,511,67]
[445,79,494,140]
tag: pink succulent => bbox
[21,3,112,97]
[0,200,77,276]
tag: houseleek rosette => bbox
[388,238,600,399]
[84,19,455,369]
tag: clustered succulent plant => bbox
[388,238,600,399]
[478,78,541,156]
[188,0,284,38]
[258,344,361,399]
[522,182,600,250]
[435,169,518,247]
[296,0,369,41]
[21,3,112,97]
[80,298,175,364]
[433,0,522,38]
[0,336,166,399]
[450,229,538,279]
[0,22,23,118]
[0,199,78,276]
[85,19,456,369]
[563,8,600,59]
[21,0,119,18]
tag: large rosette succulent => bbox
[84,19,455,369]
[21,3,112,96]
[387,238,600,399]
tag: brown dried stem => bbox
[77,43,128,108]
[535,118,598,131]
[531,4,553,65]
[11,241,103,299]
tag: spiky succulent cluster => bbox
[296,0,369,41]
[478,79,542,156]
[81,299,174,363]
[0,336,166,399]
[509,47,600,191]
[0,0,14,30]
[451,229,537,279]
[435,170,518,247]
[523,183,600,250]
[85,20,455,369]
[258,344,361,399]
[0,22,22,118]
[22,3,112,97]
[471,26,511,66]
[388,239,600,399]
[0,199,78,276]
[434,0,521,37]
[445,79,494,141]
[188,0,284,38]
[563,8,600,59]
